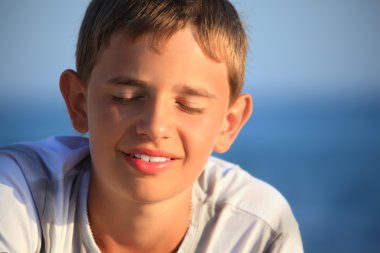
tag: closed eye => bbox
[111,95,146,104]
[176,102,204,114]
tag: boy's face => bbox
[62,27,251,203]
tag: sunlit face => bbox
[83,27,232,203]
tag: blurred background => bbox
[0,0,379,252]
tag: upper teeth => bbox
[132,154,171,162]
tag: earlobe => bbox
[214,94,253,153]
[59,69,88,133]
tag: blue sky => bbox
[233,0,380,99]
[0,0,379,103]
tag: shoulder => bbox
[0,136,90,181]
[196,156,299,236]
[0,135,90,217]
[0,136,91,252]
[191,157,303,252]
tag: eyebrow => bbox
[106,76,217,99]
[106,76,148,88]
[173,84,218,99]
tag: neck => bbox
[88,174,192,253]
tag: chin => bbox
[123,180,190,205]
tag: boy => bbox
[0,0,303,252]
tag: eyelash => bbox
[177,103,204,114]
[112,96,204,114]
[111,95,145,104]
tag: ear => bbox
[59,69,88,133]
[214,94,253,153]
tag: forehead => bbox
[90,27,230,98]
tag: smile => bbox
[124,152,176,174]
[127,153,172,162]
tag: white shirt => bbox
[0,136,303,252]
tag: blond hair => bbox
[76,0,248,102]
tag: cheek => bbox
[87,95,124,139]
[88,92,120,128]
[87,102,125,171]
[181,111,226,152]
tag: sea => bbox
[1,92,379,253]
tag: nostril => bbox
[135,101,173,140]
[135,116,172,141]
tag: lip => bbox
[127,148,179,159]
[122,148,179,174]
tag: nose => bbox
[135,100,173,141]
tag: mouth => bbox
[126,153,174,163]
[123,150,178,174]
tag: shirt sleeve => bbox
[266,230,303,253]
[265,210,304,253]
[0,154,41,253]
